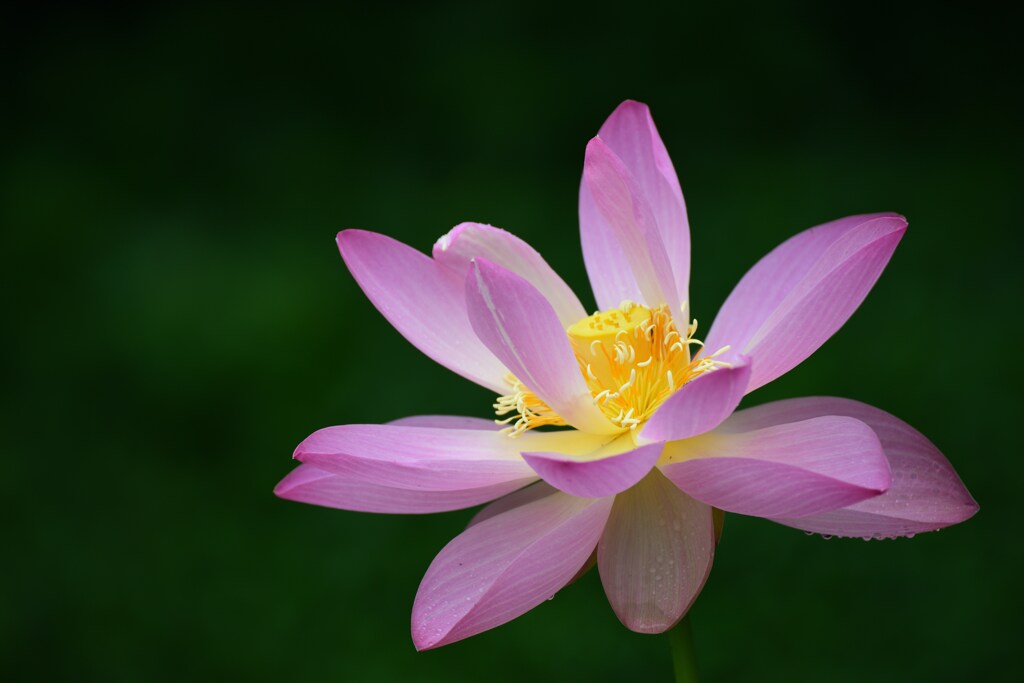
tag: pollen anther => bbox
[493,302,731,435]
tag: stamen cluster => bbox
[494,375,570,435]
[494,302,729,436]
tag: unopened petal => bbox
[411,490,613,649]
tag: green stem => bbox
[668,614,699,683]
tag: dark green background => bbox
[5,3,1020,681]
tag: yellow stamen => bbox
[493,375,568,436]
[493,301,730,436]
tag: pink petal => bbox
[705,214,907,393]
[465,258,617,434]
[466,481,560,528]
[294,424,537,491]
[640,354,752,442]
[388,415,500,430]
[274,464,531,514]
[580,101,689,310]
[706,213,896,351]
[411,490,613,649]
[579,181,644,310]
[337,230,508,394]
[432,222,586,328]
[581,137,682,315]
[660,416,891,518]
[521,440,665,498]
[720,397,979,537]
[598,469,714,633]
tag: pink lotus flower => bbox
[275,101,977,651]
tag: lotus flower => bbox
[275,100,977,651]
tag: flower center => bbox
[494,302,728,436]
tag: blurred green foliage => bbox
[4,2,1020,681]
